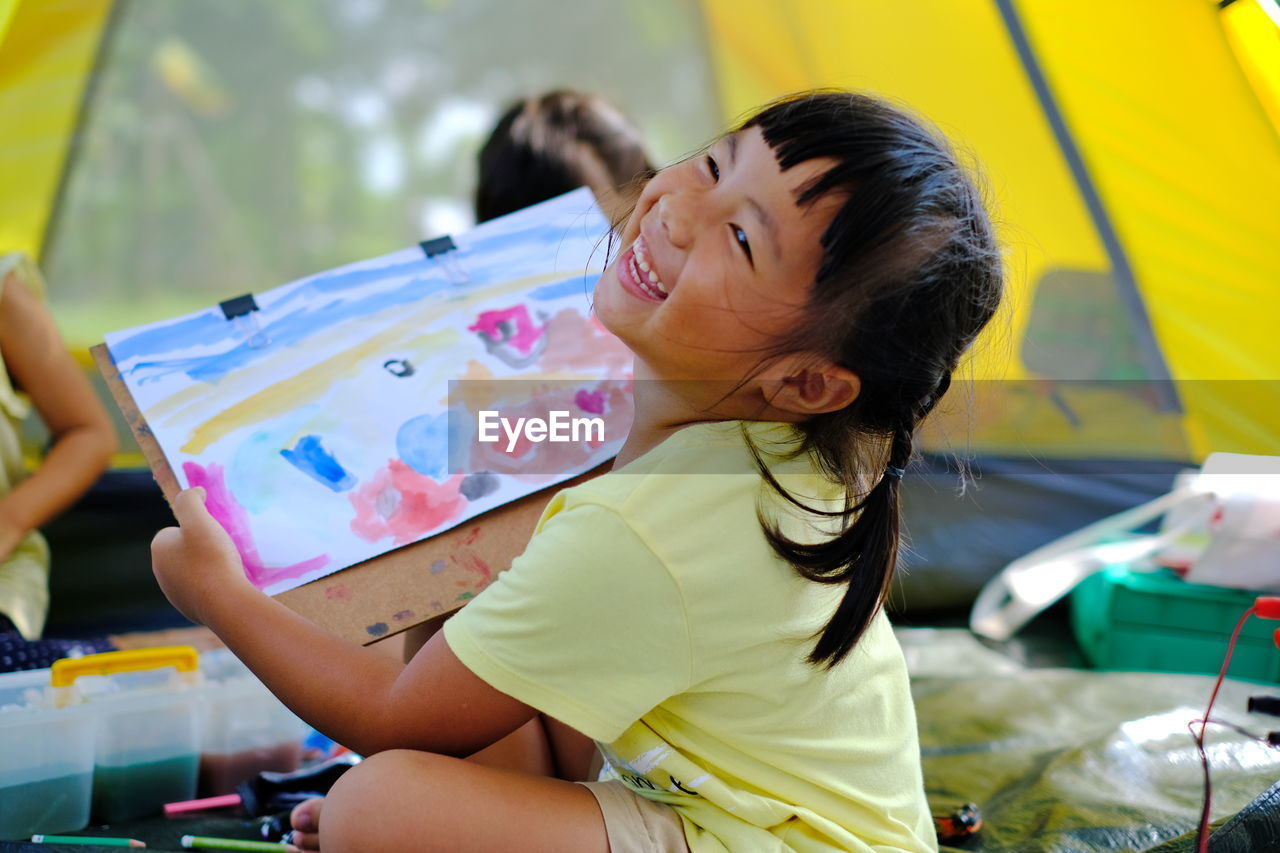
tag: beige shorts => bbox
[578,779,691,853]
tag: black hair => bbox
[475,90,653,224]
[742,91,1004,667]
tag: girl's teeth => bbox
[631,240,666,297]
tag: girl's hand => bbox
[151,487,253,625]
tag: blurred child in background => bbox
[0,253,116,668]
[475,89,653,227]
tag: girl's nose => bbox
[656,193,694,249]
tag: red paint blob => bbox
[348,461,466,546]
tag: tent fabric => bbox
[0,0,112,261]
[893,455,1186,612]
[1222,0,1280,136]
[698,0,1280,461]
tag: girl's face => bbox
[594,126,839,391]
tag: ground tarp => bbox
[904,629,1280,852]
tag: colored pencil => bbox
[31,837,146,848]
[180,836,299,852]
[164,792,243,814]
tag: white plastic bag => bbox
[1173,452,1280,590]
[969,452,1280,642]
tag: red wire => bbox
[1195,604,1257,853]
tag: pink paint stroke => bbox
[467,305,545,355]
[183,461,330,589]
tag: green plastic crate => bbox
[1071,566,1280,684]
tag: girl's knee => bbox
[329,749,450,803]
[322,750,450,851]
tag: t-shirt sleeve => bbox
[443,500,692,743]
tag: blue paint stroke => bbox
[529,274,600,301]
[119,273,449,385]
[281,435,357,492]
[397,412,452,481]
[109,257,436,365]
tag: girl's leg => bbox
[541,714,599,781]
[310,748,610,852]
[289,719,596,849]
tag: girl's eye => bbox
[733,225,753,263]
[705,154,720,182]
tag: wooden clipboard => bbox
[91,343,605,646]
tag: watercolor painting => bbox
[105,189,633,595]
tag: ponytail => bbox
[752,373,952,669]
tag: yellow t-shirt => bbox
[445,421,935,853]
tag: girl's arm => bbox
[152,488,536,757]
[0,274,116,559]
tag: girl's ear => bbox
[767,358,861,417]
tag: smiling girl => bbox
[151,91,1002,852]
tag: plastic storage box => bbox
[0,668,95,840]
[197,650,308,796]
[52,647,203,822]
[1071,566,1280,683]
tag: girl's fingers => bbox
[171,486,211,529]
[170,487,239,557]
[150,525,182,554]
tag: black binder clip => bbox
[419,235,469,285]
[219,293,271,349]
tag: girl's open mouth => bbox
[618,237,668,302]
